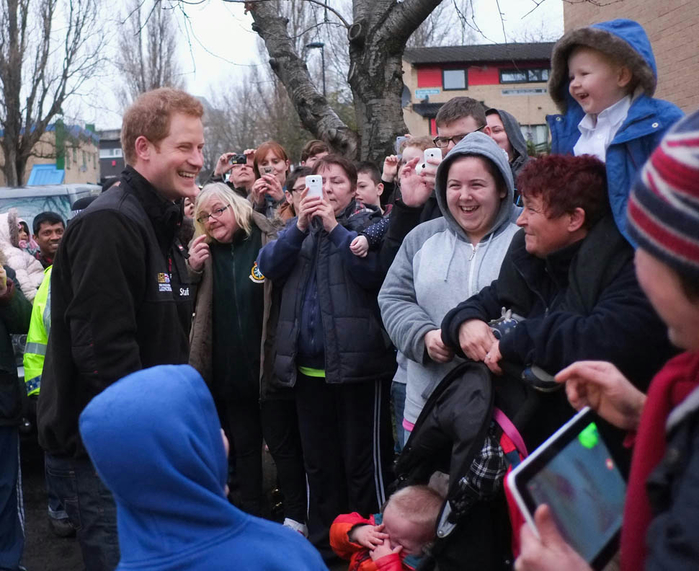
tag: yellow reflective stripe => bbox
[297,366,326,378]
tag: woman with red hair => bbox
[252,141,291,219]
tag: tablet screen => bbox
[512,410,626,567]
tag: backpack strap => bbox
[493,407,528,458]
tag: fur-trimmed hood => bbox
[549,19,657,113]
[0,209,21,249]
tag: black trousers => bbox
[220,393,307,523]
[294,373,394,560]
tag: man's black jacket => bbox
[38,167,193,459]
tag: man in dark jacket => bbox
[37,88,204,571]
[441,154,673,450]
[0,264,31,571]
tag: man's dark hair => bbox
[312,154,358,190]
[33,211,65,235]
[301,140,330,163]
[286,167,313,193]
[517,154,610,230]
[355,161,381,185]
[435,97,487,129]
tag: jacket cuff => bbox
[286,223,309,246]
[328,224,353,248]
[441,306,479,353]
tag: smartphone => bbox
[415,147,443,174]
[395,136,409,156]
[262,166,274,175]
[305,175,323,199]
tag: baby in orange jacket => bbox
[330,485,443,570]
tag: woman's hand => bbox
[555,361,646,431]
[399,157,432,207]
[484,340,503,375]
[188,235,210,272]
[515,505,591,571]
[457,319,497,362]
[425,329,454,363]
[213,153,236,177]
[251,178,268,207]
[296,189,320,233]
[263,174,285,202]
[310,197,338,234]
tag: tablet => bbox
[508,407,626,569]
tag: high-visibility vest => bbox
[23,266,52,396]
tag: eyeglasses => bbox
[432,125,485,148]
[196,205,229,224]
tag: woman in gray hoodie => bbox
[378,133,519,437]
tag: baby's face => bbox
[382,505,430,556]
[567,46,630,116]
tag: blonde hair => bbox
[402,136,433,153]
[385,485,443,530]
[193,183,254,240]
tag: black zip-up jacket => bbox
[257,201,395,386]
[38,167,193,459]
[441,216,673,449]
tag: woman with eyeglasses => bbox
[188,183,309,536]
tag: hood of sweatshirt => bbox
[486,108,532,178]
[548,18,658,113]
[79,365,245,566]
[435,131,515,244]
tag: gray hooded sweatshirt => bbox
[378,133,519,426]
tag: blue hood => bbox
[79,364,326,570]
[548,19,658,113]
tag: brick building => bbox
[98,129,125,185]
[401,42,558,150]
[0,122,99,186]
[564,0,699,113]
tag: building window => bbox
[443,69,467,90]
[500,68,549,83]
[521,124,550,153]
[99,148,123,159]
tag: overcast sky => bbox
[82,0,563,130]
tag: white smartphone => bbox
[305,175,323,199]
[415,147,442,174]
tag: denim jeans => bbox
[45,454,68,521]
[0,427,23,571]
[391,381,407,454]
[44,454,120,571]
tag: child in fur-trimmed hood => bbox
[547,18,684,245]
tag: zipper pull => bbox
[468,244,476,261]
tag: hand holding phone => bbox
[415,147,442,174]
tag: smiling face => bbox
[136,113,204,201]
[259,150,290,186]
[635,249,699,351]
[199,198,238,244]
[517,194,583,258]
[568,46,631,116]
[35,222,65,256]
[318,163,355,215]
[445,156,505,244]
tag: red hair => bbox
[253,141,290,179]
[517,154,609,229]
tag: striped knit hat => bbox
[627,111,699,280]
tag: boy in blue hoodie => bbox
[547,19,684,243]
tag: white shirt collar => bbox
[578,95,632,133]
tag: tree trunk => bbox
[245,0,443,162]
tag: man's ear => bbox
[376,182,384,197]
[482,125,492,136]
[134,136,151,162]
[568,207,586,233]
[617,66,633,89]
[284,190,293,203]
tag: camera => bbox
[229,154,247,165]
